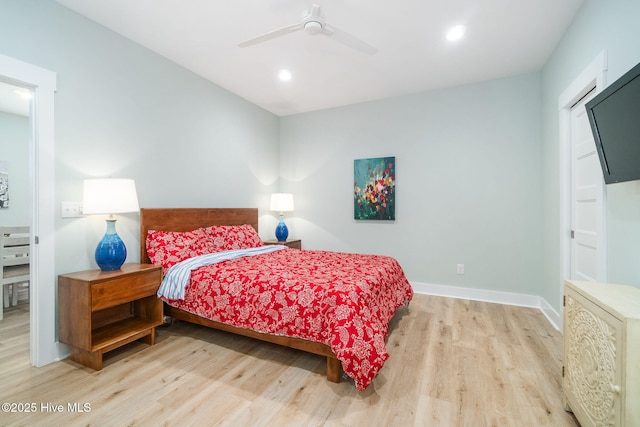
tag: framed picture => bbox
[0,160,8,209]
[354,157,395,220]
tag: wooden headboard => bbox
[139,208,259,264]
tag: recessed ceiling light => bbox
[279,69,292,82]
[446,25,466,42]
[13,89,32,99]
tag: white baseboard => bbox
[411,281,562,331]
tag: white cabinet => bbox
[563,280,640,426]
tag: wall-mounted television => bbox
[586,61,640,184]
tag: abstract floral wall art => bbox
[0,160,8,209]
[354,157,395,220]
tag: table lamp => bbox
[270,193,294,242]
[83,178,139,271]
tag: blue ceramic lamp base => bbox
[275,214,288,242]
[95,219,127,271]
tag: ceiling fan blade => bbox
[238,23,303,48]
[323,24,377,55]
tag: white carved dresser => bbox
[563,280,640,426]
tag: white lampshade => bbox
[270,193,294,213]
[83,178,140,215]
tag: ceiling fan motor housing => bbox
[304,20,323,35]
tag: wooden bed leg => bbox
[326,357,342,383]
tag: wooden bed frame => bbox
[139,208,342,383]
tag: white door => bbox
[570,90,606,282]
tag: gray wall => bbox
[541,0,640,307]
[0,111,29,225]
[280,73,543,296]
[0,0,281,275]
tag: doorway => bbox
[0,53,58,366]
[559,51,608,309]
[0,81,31,340]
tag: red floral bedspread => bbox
[161,248,413,391]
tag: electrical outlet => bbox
[61,201,83,218]
[456,264,465,275]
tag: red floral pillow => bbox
[146,228,215,272]
[204,224,263,251]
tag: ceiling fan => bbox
[238,3,377,55]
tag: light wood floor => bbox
[0,294,578,426]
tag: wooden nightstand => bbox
[58,263,163,370]
[263,239,301,249]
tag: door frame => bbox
[0,53,58,366]
[558,50,608,306]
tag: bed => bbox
[140,208,413,391]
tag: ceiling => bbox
[53,0,584,117]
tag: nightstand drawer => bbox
[92,269,161,311]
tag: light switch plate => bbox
[61,201,83,218]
